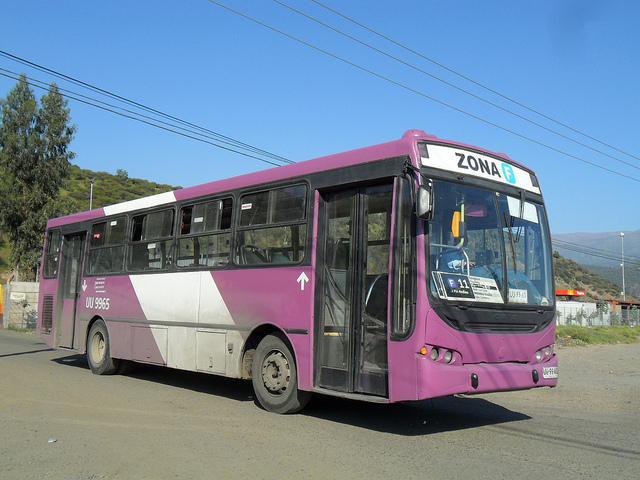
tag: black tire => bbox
[252,333,311,414]
[87,320,120,375]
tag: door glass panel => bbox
[357,185,391,395]
[321,194,353,376]
[61,235,84,300]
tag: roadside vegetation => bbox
[0,75,179,282]
[556,325,640,346]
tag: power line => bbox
[275,0,640,173]
[0,50,292,164]
[0,69,282,167]
[309,0,640,165]
[553,238,640,267]
[0,67,287,167]
[207,1,640,184]
[0,51,294,167]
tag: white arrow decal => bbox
[296,272,309,291]
[82,280,88,292]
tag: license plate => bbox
[542,366,558,379]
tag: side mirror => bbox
[417,185,432,219]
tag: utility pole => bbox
[620,232,626,302]
[89,179,95,210]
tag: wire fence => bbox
[556,300,638,327]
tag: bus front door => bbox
[57,233,86,349]
[317,184,392,397]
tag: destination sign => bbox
[420,144,541,194]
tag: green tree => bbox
[0,74,77,279]
[116,168,128,181]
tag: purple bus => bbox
[37,129,558,413]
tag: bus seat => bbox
[240,245,266,264]
[270,251,290,263]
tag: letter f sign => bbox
[502,163,516,184]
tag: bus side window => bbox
[391,177,415,338]
[237,185,307,266]
[128,209,174,271]
[43,230,62,278]
[87,218,126,275]
[177,198,232,268]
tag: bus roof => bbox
[47,130,522,227]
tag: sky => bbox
[1,0,639,235]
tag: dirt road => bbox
[1,329,638,479]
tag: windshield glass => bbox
[428,180,553,307]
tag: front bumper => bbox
[416,353,558,399]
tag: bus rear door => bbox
[57,233,86,348]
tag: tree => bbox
[0,74,77,279]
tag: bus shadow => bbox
[52,353,90,369]
[51,354,530,433]
[127,363,255,403]
[51,355,254,403]
[303,394,531,435]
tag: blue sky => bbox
[1,0,638,234]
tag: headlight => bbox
[444,350,453,363]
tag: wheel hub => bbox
[91,333,105,362]
[261,350,290,394]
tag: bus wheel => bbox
[87,320,120,375]
[252,334,311,414]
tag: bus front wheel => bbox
[252,334,311,414]
[87,320,120,375]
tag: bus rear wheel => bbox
[87,320,120,375]
[252,333,311,414]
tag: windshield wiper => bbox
[504,211,518,274]
[514,189,526,243]
[504,190,526,274]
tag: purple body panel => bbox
[213,267,314,389]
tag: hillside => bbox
[552,230,640,301]
[0,165,180,282]
[586,264,640,300]
[63,164,180,212]
[553,252,631,301]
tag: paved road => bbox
[1,328,638,479]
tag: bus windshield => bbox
[428,180,553,307]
